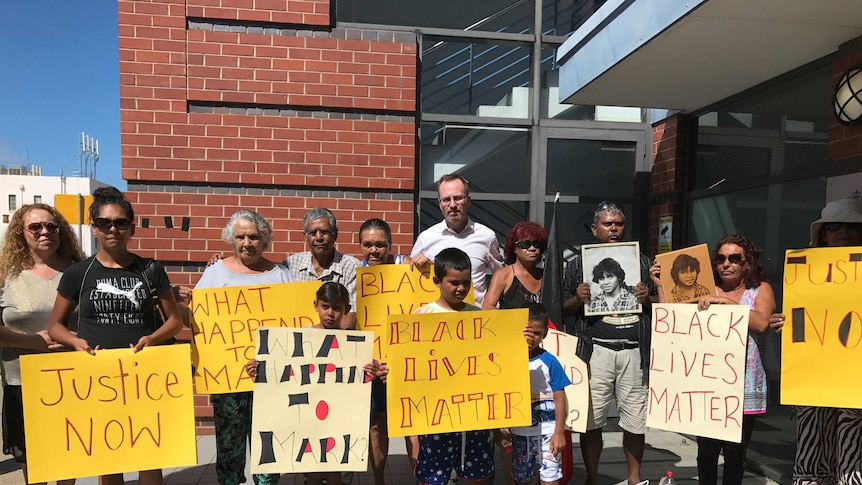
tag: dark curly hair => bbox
[503,222,548,265]
[89,186,134,222]
[592,257,626,285]
[711,234,765,289]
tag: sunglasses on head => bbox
[514,240,544,250]
[715,254,744,265]
[824,222,862,231]
[93,217,133,231]
[26,222,60,235]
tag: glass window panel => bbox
[422,38,531,118]
[418,198,528,243]
[337,0,533,33]
[690,144,771,192]
[545,139,636,198]
[541,0,605,37]
[419,124,531,193]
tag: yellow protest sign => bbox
[781,247,862,407]
[540,330,589,433]
[647,304,749,442]
[357,264,474,360]
[386,309,531,437]
[251,328,373,473]
[190,281,320,394]
[20,346,197,482]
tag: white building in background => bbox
[0,164,108,256]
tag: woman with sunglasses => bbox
[771,199,862,485]
[0,204,83,484]
[482,221,548,485]
[483,222,547,312]
[47,186,183,485]
[695,234,775,485]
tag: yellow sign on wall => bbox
[54,194,94,224]
[20,346,197,482]
[647,303,749,443]
[251,328,373,473]
[540,330,590,433]
[357,264,474,360]
[385,309,531,437]
[190,281,320,394]
[782,247,862,407]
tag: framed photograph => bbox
[582,241,642,316]
[655,243,716,303]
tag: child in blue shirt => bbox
[509,302,571,485]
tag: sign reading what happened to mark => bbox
[20,346,197,482]
[782,247,862,407]
[385,309,531,438]
[647,303,749,443]
[540,329,590,433]
[190,281,320,394]
[357,264,474,360]
[251,328,373,473]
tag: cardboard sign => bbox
[385,309,531,437]
[540,330,590,432]
[647,304,749,442]
[356,264,474,360]
[20,346,197,482]
[250,328,373,473]
[781,247,862,407]
[655,244,716,303]
[190,281,320,394]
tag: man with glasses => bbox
[285,207,360,329]
[410,174,504,306]
[561,202,656,485]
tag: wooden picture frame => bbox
[582,241,642,316]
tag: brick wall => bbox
[119,0,418,432]
[829,48,862,160]
[649,114,687,256]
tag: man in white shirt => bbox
[410,174,504,306]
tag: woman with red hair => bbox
[483,221,548,311]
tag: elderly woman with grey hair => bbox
[196,210,291,485]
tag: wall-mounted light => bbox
[834,66,862,125]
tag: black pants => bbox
[696,414,756,485]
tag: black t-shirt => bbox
[57,255,170,349]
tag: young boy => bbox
[412,247,494,485]
[510,302,571,485]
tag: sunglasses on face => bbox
[514,240,544,250]
[93,217,133,231]
[26,222,60,235]
[715,254,744,265]
[824,222,862,231]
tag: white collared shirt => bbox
[410,218,504,305]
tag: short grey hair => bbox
[592,201,626,224]
[222,210,273,247]
[303,208,338,236]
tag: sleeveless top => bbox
[499,267,541,309]
[739,287,767,414]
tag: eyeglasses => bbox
[514,240,544,250]
[26,222,60,235]
[824,222,862,231]
[714,254,745,265]
[93,217,133,231]
[439,194,468,205]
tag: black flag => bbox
[542,193,564,330]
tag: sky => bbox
[0,0,124,189]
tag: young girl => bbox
[47,186,183,485]
[246,282,381,485]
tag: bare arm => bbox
[749,282,775,334]
[47,293,93,353]
[550,389,567,454]
[133,289,184,351]
[481,268,511,310]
